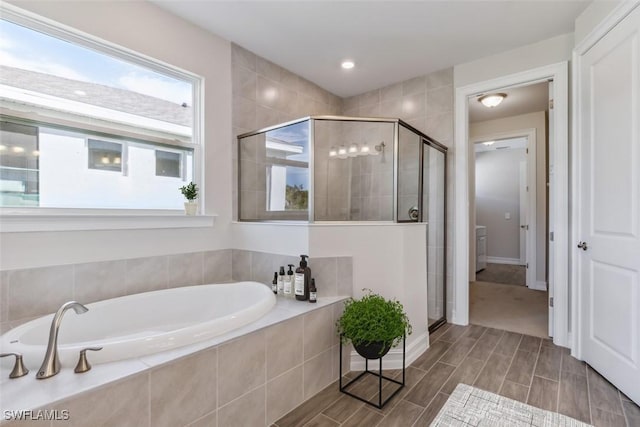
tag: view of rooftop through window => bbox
[0,17,199,209]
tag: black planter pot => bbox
[353,341,391,359]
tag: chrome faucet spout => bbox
[36,301,88,379]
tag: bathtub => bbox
[0,281,276,368]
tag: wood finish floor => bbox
[274,323,640,427]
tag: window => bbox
[155,150,182,178]
[0,9,201,211]
[88,140,123,173]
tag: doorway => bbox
[453,61,569,346]
[470,130,548,337]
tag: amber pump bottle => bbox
[294,255,311,301]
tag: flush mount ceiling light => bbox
[341,60,355,70]
[478,93,507,108]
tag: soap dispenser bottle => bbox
[309,278,317,303]
[271,272,278,294]
[284,264,294,297]
[278,266,285,295]
[295,255,311,301]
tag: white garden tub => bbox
[0,281,276,368]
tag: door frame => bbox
[453,61,569,347]
[470,128,538,291]
[571,0,640,360]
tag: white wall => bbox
[475,148,527,260]
[470,112,547,283]
[2,1,232,270]
[574,0,623,46]
[454,33,574,88]
[309,223,428,351]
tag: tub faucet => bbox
[36,301,89,379]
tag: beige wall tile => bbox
[359,90,380,107]
[310,258,337,297]
[266,317,303,380]
[232,250,252,281]
[267,366,304,424]
[74,260,127,304]
[204,250,232,284]
[218,330,266,406]
[304,347,334,399]
[380,82,402,103]
[167,252,204,288]
[52,373,149,427]
[231,44,256,71]
[218,386,265,427]
[304,305,336,360]
[150,348,217,427]
[232,64,256,101]
[426,68,453,90]
[402,76,426,96]
[125,255,168,295]
[8,265,73,321]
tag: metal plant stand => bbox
[338,335,405,409]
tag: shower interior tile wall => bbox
[0,250,351,333]
[314,120,395,221]
[231,43,342,220]
[343,70,454,319]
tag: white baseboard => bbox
[529,280,548,291]
[349,332,429,371]
[486,256,522,265]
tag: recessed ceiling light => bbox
[12,146,25,153]
[482,141,495,146]
[478,93,506,108]
[341,60,355,70]
[73,90,87,96]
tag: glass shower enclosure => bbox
[237,116,447,331]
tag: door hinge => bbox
[549,99,554,109]
[526,263,529,269]
[550,231,554,242]
[550,297,554,307]
[526,148,529,154]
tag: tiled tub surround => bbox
[231,249,353,298]
[0,249,351,332]
[1,297,349,427]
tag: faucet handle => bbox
[0,352,29,379]
[74,347,103,374]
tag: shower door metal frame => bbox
[421,137,448,334]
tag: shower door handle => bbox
[408,207,419,221]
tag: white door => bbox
[578,5,640,404]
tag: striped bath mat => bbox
[431,384,592,426]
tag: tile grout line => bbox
[524,339,543,405]
[497,334,524,395]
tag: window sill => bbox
[0,210,217,232]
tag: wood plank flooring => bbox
[274,323,640,427]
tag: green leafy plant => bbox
[336,289,412,351]
[180,182,198,201]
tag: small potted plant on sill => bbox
[336,289,412,359]
[180,182,198,215]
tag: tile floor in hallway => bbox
[274,323,640,427]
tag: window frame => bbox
[0,5,209,231]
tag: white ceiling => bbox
[152,1,588,98]
[469,81,549,123]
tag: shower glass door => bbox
[423,139,447,332]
